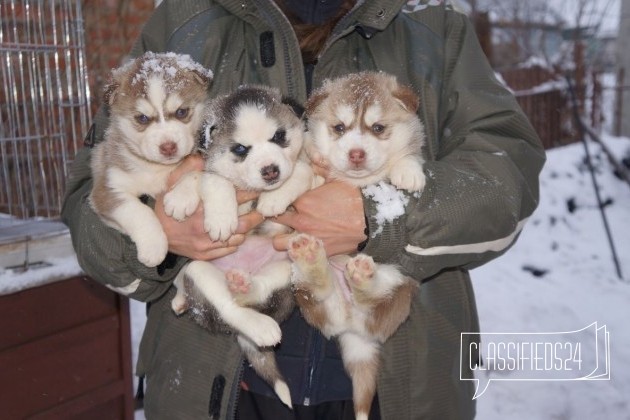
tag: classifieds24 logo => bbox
[460,322,610,399]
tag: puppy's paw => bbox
[237,310,282,347]
[226,269,252,304]
[256,193,292,217]
[287,234,326,266]
[203,210,238,242]
[164,187,200,221]
[135,231,168,267]
[171,291,189,315]
[345,254,376,292]
[389,160,426,192]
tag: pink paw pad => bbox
[226,269,251,294]
[347,255,375,286]
[288,234,323,264]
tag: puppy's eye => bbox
[135,114,151,125]
[230,143,250,157]
[174,108,189,119]
[372,123,385,134]
[270,129,288,147]
[333,123,345,135]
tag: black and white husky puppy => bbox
[288,71,424,420]
[165,85,313,407]
[89,52,212,267]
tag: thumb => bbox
[272,233,294,251]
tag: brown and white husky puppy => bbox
[166,85,314,408]
[89,52,212,267]
[287,71,424,420]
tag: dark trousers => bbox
[237,390,382,420]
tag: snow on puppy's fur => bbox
[90,52,212,267]
[182,85,311,241]
[305,71,426,191]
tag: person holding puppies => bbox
[62,0,545,419]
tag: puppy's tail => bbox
[273,380,292,409]
[237,335,293,409]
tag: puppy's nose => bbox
[159,141,178,157]
[348,148,366,165]
[261,164,280,183]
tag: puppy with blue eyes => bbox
[89,52,212,267]
[166,85,313,241]
[166,85,313,407]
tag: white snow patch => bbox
[362,181,409,236]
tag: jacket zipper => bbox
[227,358,245,420]
[302,329,322,406]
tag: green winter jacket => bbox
[61,0,545,418]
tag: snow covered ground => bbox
[130,132,630,420]
[471,134,630,419]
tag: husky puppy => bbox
[287,71,424,420]
[165,85,313,408]
[90,52,212,267]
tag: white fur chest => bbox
[107,160,173,198]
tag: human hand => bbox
[155,155,263,260]
[272,181,367,256]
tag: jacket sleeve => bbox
[361,11,546,280]
[61,4,186,302]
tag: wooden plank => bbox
[0,316,122,418]
[29,381,128,420]
[0,276,118,351]
[117,296,135,420]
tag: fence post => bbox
[590,70,602,132]
[614,67,625,137]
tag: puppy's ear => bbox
[103,81,119,107]
[199,120,217,150]
[191,69,213,88]
[305,89,329,116]
[281,96,305,118]
[393,84,420,114]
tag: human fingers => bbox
[311,161,330,180]
[271,181,366,256]
[309,151,331,180]
[272,232,297,251]
[236,189,259,204]
[236,210,265,234]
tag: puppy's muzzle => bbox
[261,164,280,184]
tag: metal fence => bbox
[0,0,91,220]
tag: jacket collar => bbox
[215,0,407,32]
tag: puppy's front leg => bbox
[163,170,202,221]
[109,194,168,267]
[199,173,238,241]
[389,155,426,192]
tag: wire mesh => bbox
[0,0,91,220]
